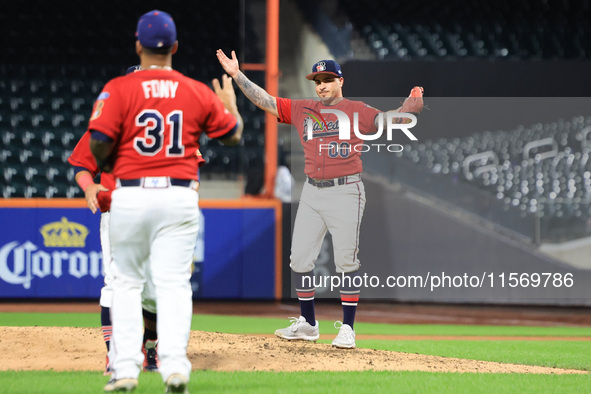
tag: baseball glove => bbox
[400,86,424,115]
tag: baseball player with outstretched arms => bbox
[217,49,423,348]
[89,10,243,393]
[68,65,170,376]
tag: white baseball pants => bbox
[99,212,156,314]
[290,179,366,273]
[108,184,198,382]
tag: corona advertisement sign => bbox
[40,217,90,248]
[0,200,280,300]
[0,208,102,298]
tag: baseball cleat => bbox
[142,340,159,372]
[331,321,356,349]
[103,378,138,392]
[274,316,320,341]
[165,373,189,393]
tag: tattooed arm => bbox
[216,49,279,118]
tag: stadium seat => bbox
[338,0,591,60]
[394,115,591,240]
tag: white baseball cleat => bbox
[274,316,320,341]
[165,373,189,393]
[103,377,138,392]
[332,321,356,349]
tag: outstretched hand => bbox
[400,86,424,114]
[212,74,238,111]
[216,49,240,78]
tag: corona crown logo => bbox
[40,217,89,248]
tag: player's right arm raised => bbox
[216,49,278,118]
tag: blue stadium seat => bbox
[2,0,259,196]
[396,115,591,240]
[338,0,591,60]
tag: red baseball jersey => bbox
[88,69,236,180]
[68,129,206,213]
[276,97,380,179]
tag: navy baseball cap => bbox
[126,65,141,74]
[305,60,343,80]
[136,10,177,48]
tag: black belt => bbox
[119,178,194,188]
[307,176,347,188]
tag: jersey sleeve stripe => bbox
[212,121,238,140]
[207,120,238,139]
[72,165,94,176]
[67,157,98,177]
[90,130,114,143]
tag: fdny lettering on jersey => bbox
[88,69,236,180]
[141,80,179,99]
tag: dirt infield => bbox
[0,326,587,374]
[1,301,590,374]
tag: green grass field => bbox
[1,312,590,393]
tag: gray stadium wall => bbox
[282,177,591,306]
[360,176,591,306]
[342,60,591,99]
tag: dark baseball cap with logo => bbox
[305,60,343,80]
[126,65,141,74]
[136,10,177,48]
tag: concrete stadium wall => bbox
[359,175,591,306]
[342,59,591,98]
[281,175,591,305]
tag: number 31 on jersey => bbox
[134,109,184,157]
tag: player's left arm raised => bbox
[375,86,424,129]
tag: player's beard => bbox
[319,95,342,106]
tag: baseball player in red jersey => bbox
[217,50,423,348]
[68,66,178,376]
[90,11,243,393]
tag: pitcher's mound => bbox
[0,327,585,374]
